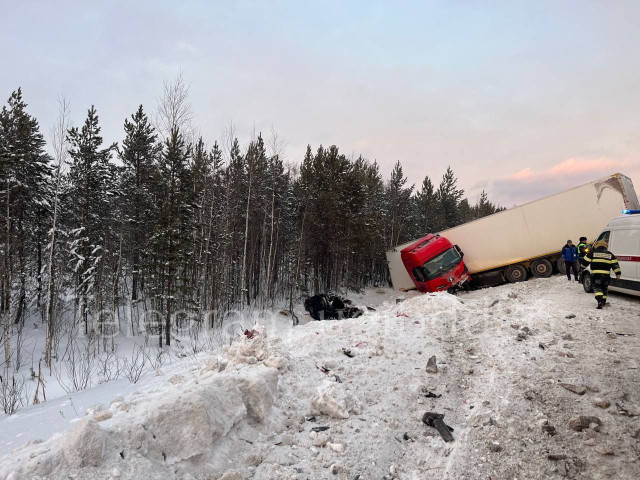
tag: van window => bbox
[595,231,610,245]
[610,228,639,255]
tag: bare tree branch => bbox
[155,72,194,140]
[221,119,236,163]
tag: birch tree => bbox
[45,95,70,368]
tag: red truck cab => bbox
[400,234,470,292]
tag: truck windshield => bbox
[421,248,462,281]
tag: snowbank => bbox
[0,328,284,480]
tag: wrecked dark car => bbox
[304,294,363,321]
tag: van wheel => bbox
[582,272,594,293]
[531,259,553,278]
[505,264,527,283]
[556,257,566,275]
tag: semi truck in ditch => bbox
[386,173,639,293]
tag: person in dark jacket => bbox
[561,240,579,281]
[581,240,621,309]
[577,237,589,259]
[577,236,589,271]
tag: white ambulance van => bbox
[583,210,640,296]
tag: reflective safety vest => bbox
[582,247,621,276]
[578,242,588,258]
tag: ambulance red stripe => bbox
[616,256,640,262]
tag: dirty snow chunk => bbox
[263,354,287,371]
[10,439,43,455]
[168,374,186,385]
[328,442,344,453]
[310,380,362,419]
[323,359,339,370]
[244,452,264,466]
[217,365,279,422]
[559,383,586,395]
[136,381,246,463]
[488,441,502,452]
[62,419,106,468]
[227,328,270,363]
[201,356,222,373]
[93,410,113,422]
[312,433,330,447]
[596,446,615,456]
[568,416,602,431]
[86,404,106,416]
[219,471,243,480]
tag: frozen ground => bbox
[1,276,639,479]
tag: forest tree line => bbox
[0,80,502,362]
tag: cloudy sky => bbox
[2,0,639,207]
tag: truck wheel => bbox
[505,264,527,283]
[556,257,566,275]
[582,272,594,293]
[530,259,553,278]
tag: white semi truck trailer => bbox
[387,173,639,292]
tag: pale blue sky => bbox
[2,0,639,206]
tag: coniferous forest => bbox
[0,79,502,374]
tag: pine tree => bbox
[436,166,464,230]
[119,105,159,303]
[151,127,191,347]
[386,161,414,247]
[0,89,51,323]
[457,198,472,224]
[199,141,224,318]
[66,105,116,335]
[0,89,52,367]
[473,190,502,219]
[414,175,438,234]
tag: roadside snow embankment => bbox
[0,331,289,480]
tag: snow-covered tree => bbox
[66,106,116,335]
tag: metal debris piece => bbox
[422,412,454,442]
[424,391,442,399]
[342,348,355,358]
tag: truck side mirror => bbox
[454,245,464,258]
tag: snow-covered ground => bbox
[1,276,639,480]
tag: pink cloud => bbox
[507,158,629,182]
[486,157,632,207]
